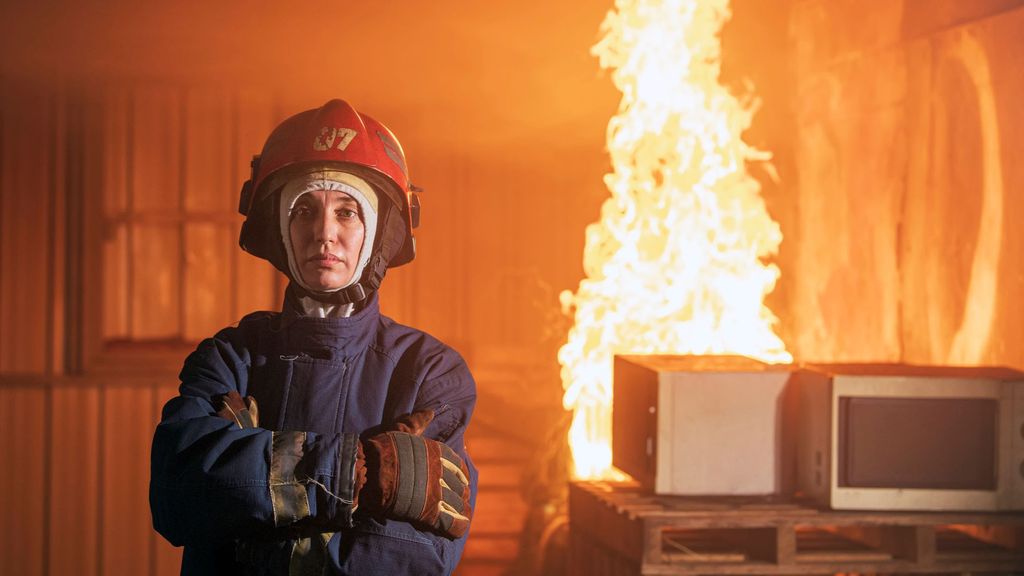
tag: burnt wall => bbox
[787,0,1024,366]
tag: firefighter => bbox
[150,99,476,575]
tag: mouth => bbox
[308,253,343,267]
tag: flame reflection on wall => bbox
[558,0,792,480]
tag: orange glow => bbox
[559,0,791,479]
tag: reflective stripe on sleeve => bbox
[270,431,311,526]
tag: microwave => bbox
[796,364,1024,511]
[612,355,798,496]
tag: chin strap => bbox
[286,246,391,309]
[289,282,368,307]
[333,282,368,305]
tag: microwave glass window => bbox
[838,397,997,490]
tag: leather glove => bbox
[215,390,259,429]
[388,409,435,435]
[362,410,472,538]
[344,410,434,515]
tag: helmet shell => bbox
[239,99,419,285]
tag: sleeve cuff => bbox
[331,433,363,527]
[286,432,362,529]
[269,431,312,526]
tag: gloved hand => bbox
[388,409,435,435]
[215,390,259,429]
[361,410,472,539]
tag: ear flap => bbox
[409,190,421,229]
[238,192,290,277]
[239,217,257,253]
[238,179,254,216]
[383,188,418,267]
[381,202,415,269]
[238,179,257,253]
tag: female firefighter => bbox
[150,99,476,575]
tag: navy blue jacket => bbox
[150,292,477,575]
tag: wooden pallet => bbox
[569,481,1024,575]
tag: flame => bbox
[559,0,792,480]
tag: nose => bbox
[313,207,339,244]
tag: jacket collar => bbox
[274,283,380,357]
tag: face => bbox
[288,190,365,291]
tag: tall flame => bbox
[559,0,792,480]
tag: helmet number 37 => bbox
[314,127,358,152]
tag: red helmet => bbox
[238,99,420,300]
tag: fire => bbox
[559,0,792,480]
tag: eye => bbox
[290,205,314,220]
[336,208,359,220]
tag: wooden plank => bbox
[130,223,181,339]
[128,85,183,342]
[834,524,937,564]
[234,90,277,179]
[0,387,47,576]
[183,88,233,214]
[130,85,181,214]
[471,488,527,535]
[464,432,535,462]
[643,523,662,565]
[49,385,100,576]
[569,532,589,576]
[50,88,67,374]
[101,385,156,576]
[233,221,280,317]
[183,222,233,340]
[571,530,640,576]
[66,85,100,373]
[739,526,793,564]
[102,225,130,341]
[0,81,10,370]
[951,523,1023,550]
[571,482,645,561]
[572,482,1024,574]
[461,534,519,562]
[100,86,131,342]
[662,529,749,563]
[796,526,893,563]
[638,507,1024,528]
[102,86,130,220]
[0,83,52,372]
[908,524,937,565]
[473,461,527,489]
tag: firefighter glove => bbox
[215,390,259,429]
[362,418,472,538]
